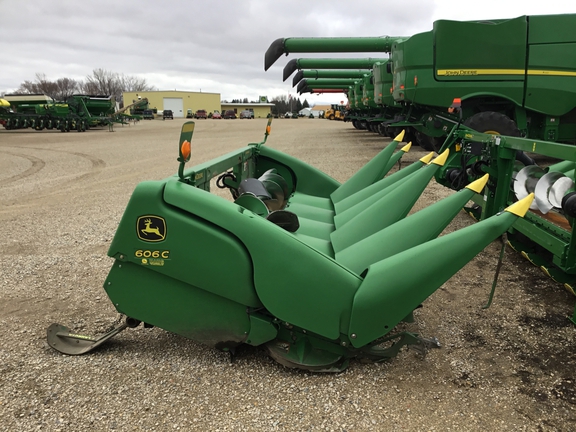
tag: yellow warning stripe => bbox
[437,69,576,77]
[528,70,576,77]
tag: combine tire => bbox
[414,131,443,152]
[464,111,534,166]
[464,111,518,136]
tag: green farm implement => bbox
[1,93,117,131]
[435,116,576,323]
[47,121,535,371]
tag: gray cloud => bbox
[0,0,572,104]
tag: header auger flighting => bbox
[47,120,534,372]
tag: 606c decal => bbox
[135,250,170,259]
[135,249,170,267]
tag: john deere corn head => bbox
[47,121,534,372]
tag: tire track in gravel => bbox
[0,151,46,187]
[0,147,107,214]
[0,156,161,216]
[23,147,107,181]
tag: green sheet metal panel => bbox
[105,261,252,346]
[393,23,526,107]
[525,43,576,116]
[108,181,262,308]
[350,80,362,109]
[434,17,527,80]
[391,31,433,102]
[528,14,576,44]
[362,74,376,108]
[162,180,361,340]
[349,211,522,347]
[373,61,394,106]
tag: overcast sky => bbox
[1,0,574,105]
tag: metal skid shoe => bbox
[46,317,141,355]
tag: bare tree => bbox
[15,73,79,101]
[15,69,154,105]
[17,73,58,99]
[81,68,155,105]
[82,68,122,99]
[121,75,154,92]
[55,77,80,100]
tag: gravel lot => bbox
[1,118,575,431]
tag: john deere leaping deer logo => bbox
[137,216,166,242]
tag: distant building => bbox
[122,90,273,118]
[221,102,274,119]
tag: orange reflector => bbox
[181,140,191,160]
[266,125,271,134]
[449,97,462,113]
[400,85,405,89]
[414,76,418,86]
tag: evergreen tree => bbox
[296,98,303,112]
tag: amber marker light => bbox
[180,140,191,162]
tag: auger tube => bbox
[282,58,386,81]
[309,89,348,94]
[293,70,368,87]
[297,78,360,93]
[301,86,352,95]
[265,36,405,70]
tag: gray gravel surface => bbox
[1,118,575,431]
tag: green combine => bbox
[265,13,576,149]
